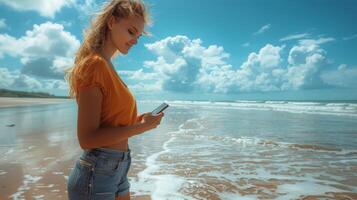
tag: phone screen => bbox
[152,103,169,116]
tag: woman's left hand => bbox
[136,113,145,123]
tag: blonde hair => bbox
[65,0,151,98]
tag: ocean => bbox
[0,100,356,199]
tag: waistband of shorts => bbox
[83,147,131,160]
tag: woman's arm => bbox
[77,86,163,149]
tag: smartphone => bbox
[151,103,169,116]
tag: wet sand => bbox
[0,129,152,199]
[0,97,72,108]
[0,99,153,199]
[1,100,357,199]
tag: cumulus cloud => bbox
[130,35,349,94]
[43,79,69,90]
[0,66,70,91]
[142,36,286,93]
[281,37,335,90]
[232,44,285,92]
[139,36,284,93]
[143,36,230,92]
[0,22,79,92]
[321,64,357,88]
[0,67,19,88]
[0,22,79,79]
[12,74,43,89]
[0,0,74,18]
[254,24,271,35]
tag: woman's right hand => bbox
[140,112,164,131]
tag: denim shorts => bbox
[67,148,131,200]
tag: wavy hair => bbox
[65,0,151,98]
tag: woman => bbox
[65,0,164,199]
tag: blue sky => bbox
[1,0,357,101]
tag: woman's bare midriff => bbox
[102,139,129,151]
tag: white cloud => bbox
[0,18,6,29]
[136,35,342,94]
[0,34,17,58]
[144,56,187,75]
[256,44,283,68]
[12,74,43,89]
[287,37,334,66]
[0,22,79,93]
[182,40,230,69]
[128,82,163,93]
[254,24,271,35]
[21,22,79,59]
[321,64,357,88]
[1,31,349,95]
[43,79,68,90]
[0,67,19,88]
[278,37,333,90]
[0,22,79,79]
[52,56,76,75]
[280,33,310,41]
[0,67,70,91]
[59,21,73,27]
[118,69,161,81]
[73,0,100,17]
[298,37,335,46]
[141,36,285,93]
[0,0,101,19]
[143,35,230,93]
[342,34,357,41]
[196,64,237,93]
[145,35,191,63]
[229,44,285,92]
[0,0,74,18]
[283,53,326,90]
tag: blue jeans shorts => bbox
[67,148,131,200]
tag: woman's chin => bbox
[118,49,129,55]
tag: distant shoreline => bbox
[0,97,73,108]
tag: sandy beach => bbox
[0,100,356,199]
[0,97,73,108]
[0,100,150,199]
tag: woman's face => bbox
[108,15,144,55]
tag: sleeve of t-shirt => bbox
[75,56,109,96]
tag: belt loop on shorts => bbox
[121,152,126,161]
[123,149,130,161]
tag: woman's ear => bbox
[107,16,115,30]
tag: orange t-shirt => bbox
[74,54,138,127]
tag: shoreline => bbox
[0,97,73,108]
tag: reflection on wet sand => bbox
[0,163,23,199]
[0,128,80,199]
[1,101,357,199]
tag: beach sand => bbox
[0,126,152,199]
[0,97,72,108]
[1,100,356,199]
[0,99,151,199]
